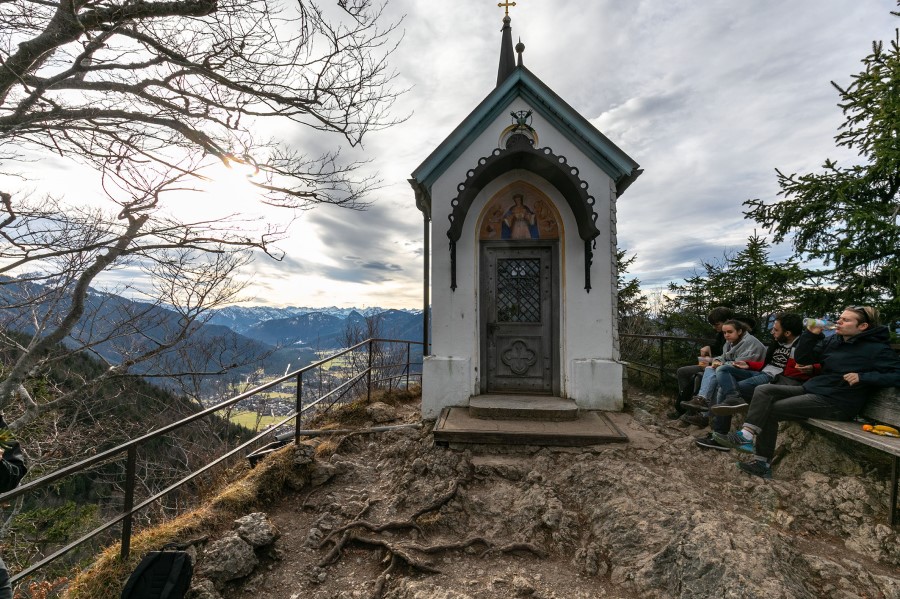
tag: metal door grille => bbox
[496,258,541,322]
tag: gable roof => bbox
[410,67,642,196]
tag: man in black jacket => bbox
[713,306,900,478]
[0,415,26,599]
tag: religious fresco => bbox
[479,191,560,240]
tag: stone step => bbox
[433,407,628,447]
[468,394,579,421]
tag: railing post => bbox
[121,445,137,561]
[367,339,373,402]
[406,342,411,389]
[295,371,303,445]
[658,337,666,384]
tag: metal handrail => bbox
[1,337,424,586]
[619,333,713,387]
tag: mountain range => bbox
[0,278,425,392]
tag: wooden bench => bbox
[805,387,900,527]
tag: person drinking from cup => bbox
[680,319,766,426]
[672,307,735,423]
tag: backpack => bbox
[120,549,193,599]
[0,441,27,493]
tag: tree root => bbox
[350,534,441,574]
[370,554,397,599]
[410,478,459,520]
[483,541,547,559]
[319,478,460,551]
[317,477,544,599]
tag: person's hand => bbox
[795,364,814,374]
[733,360,749,369]
[711,360,722,368]
[843,372,860,386]
[700,346,711,357]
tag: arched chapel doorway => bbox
[478,183,561,395]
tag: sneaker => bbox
[679,413,709,428]
[737,460,772,479]
[681,396,709,412]
[711,431,754,453]
[695,433,730,451]
[710,395,749,415]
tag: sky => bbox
[9,0,900,310]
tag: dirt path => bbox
[206,387,900,599]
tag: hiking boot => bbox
[711,431,754,453]
[695,433,730,451]
[710,395,749,415]
[679,413,709,428]
[737,460,772,479]
[681,395,709,412]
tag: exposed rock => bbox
[186,578,222,599]
[234,512,280,547]
[200,534,257,582]
[365,401,397,423]
[512,575,535,596]
[387,580,475,599]
[292,441,316,466]
[285,442,316,490]
[309,462,337,487]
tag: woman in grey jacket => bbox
[682,319,766,413]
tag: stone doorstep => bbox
[434,406,628,447]
[468,394,579,421]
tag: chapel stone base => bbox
[421,355,472,420]
[570,359,624,411]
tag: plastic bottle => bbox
[804,318,836,330]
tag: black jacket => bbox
[795,325,900,407]
[0,415,26,493]
[710,330,727,357]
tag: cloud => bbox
[51,0,900,309]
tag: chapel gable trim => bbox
[447,140,600,292]
[411,68,642,194]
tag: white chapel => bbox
[409,12,641,422]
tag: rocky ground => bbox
[185,386,900,599]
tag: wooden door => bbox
[481,242,558,394]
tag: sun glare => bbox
[205,159,261,199]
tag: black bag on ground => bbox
[120,549,193,599]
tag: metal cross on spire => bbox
[497,0,517,17]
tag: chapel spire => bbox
[496,15,516,86]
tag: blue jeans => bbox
[710,365,771,434]
[696,367,718,401]
[715,365,771,400]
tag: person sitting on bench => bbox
[696,312,813,450]
[672,306,735,423]
[713,306,900,478]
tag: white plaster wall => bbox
[422,95,624,414]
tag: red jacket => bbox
[743,357,820,381]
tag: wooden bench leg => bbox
[892,455,899,528]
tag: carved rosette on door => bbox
[502,340,537,375]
